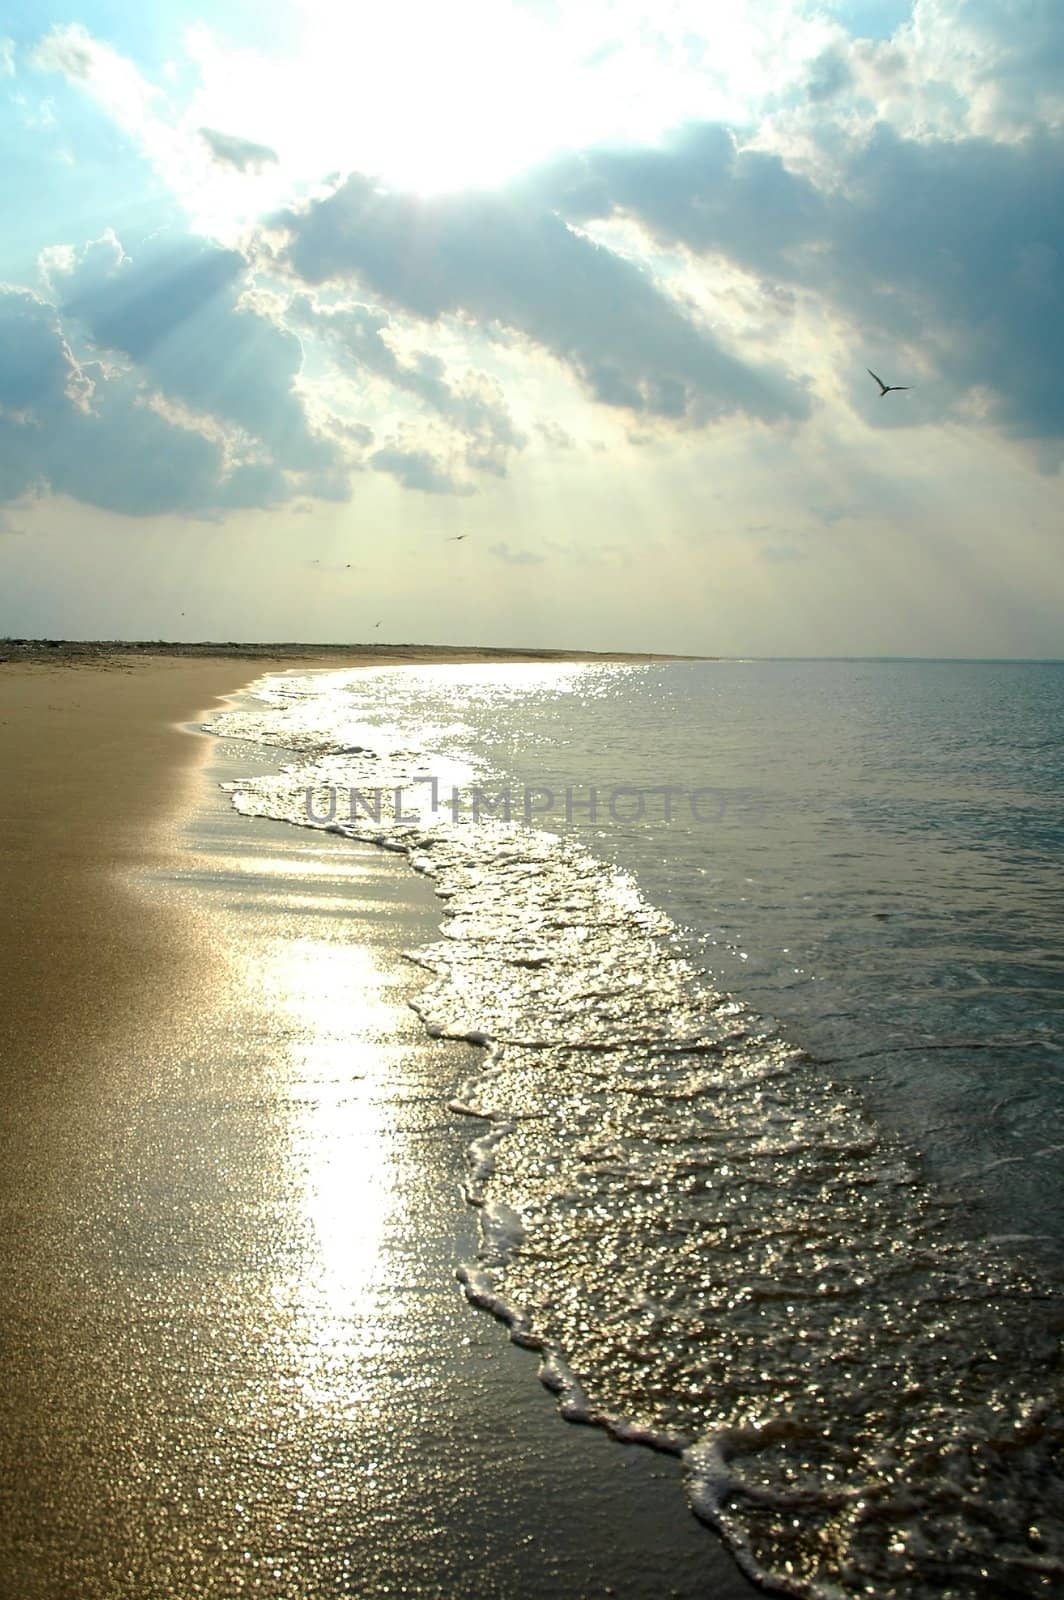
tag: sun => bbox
[295,0,583,194]
[185,0,568,202]
[183,0,834,209]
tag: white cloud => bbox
[490,541,545,565]
[30,26,295,244]
[99,1,842,199]
[31,24,158,134]
[892,0,1064,139]
[290,293,525,482]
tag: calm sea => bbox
[209,659,1064,1600]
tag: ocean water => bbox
[207,659,1064,1600]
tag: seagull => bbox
[868,368,911,397]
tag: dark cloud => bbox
[276,174,811,429]
[0,288,75,411]
[524,119,1064,446]
[369,446,472,495]
[0,227,377,517]
[806,47,854,102]
[826,127,1064,440]
[59,231,336,473]
[522,125,827,277]
[0,286,299,516]
[200,127,279,172]
[0,293,203,512]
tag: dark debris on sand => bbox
[0,640,704,668]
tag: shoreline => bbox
[0,647,680,1086]
[0,639,711,667]
[0,654,755,1598]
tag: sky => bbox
[1,0,1062,656]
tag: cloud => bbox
[0,287,273,515]
[805,46,854,102]
[490,541,546,564]
[525,117,1064,450]
[31,23,157,136]
[29,25,287,243]
[55,229,338,474]
[17,0,1064,539]
[882,0,1064,139]
[0,227,356,517]
[199,127,279,173]
[759,542,806,562]
[31,27,95,81]
[42,229,125,301]
[275,174,812,430]
[291,294,524,479]
[525,124,825,278]
[0,288,79,414]
[826,126,1064,444]
[535,419,576,450]
[0,38,14,78]
[369,445,473,495]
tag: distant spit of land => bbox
[0,638,708,667]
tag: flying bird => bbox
[867,368,911,396]
[447,534,468,541]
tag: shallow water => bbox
[208,660,1064,1599]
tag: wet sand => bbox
[0,654,756,1598]
[0,648,667,1088]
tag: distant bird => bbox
[447,534,468,541]
[374,621,382,629]
[868,368,911,397]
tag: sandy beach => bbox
[0,645,660,1083]
[0,650,755,1599]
